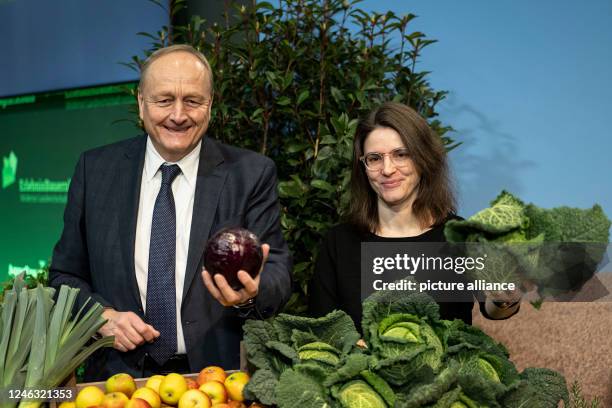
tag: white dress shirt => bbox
[134,136,201,354]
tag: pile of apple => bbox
[61,367,262,408]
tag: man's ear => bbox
[137,91,144,121]
[206,94,214,122]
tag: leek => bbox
[0,274,114,408]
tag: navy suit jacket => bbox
[49,135,292,380]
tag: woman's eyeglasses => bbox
[360,148,411,171]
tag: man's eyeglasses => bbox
[359,148,411,171]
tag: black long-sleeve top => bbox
[308,221,504,328]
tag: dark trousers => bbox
[140,353,191,377]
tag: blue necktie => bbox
[146,164,181,365]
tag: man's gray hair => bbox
[138,44,214,94]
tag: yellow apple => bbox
[159,373,188,405]
[223,372,249,402]
[76,386,105,408]
[132,388,161,408]
[125,398,152,408]
[196,366,226,385]
[105,373,136,398]
[198,380,227,404]
[145,375,165,394]
[58,402,76,408]
[101,392,129,408]
[177,389,211,408]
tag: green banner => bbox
[0,86,140,282]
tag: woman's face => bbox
[362,127,421,210]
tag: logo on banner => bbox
[1,150,70,203]
[2,151,17,189]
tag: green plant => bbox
[129,0,456,313]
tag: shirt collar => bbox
[144,136,201,188]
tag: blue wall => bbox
[360,0,612,225]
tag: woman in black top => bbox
[308,102,519,326]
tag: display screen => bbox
[0,0,168,97]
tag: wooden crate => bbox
[49,344,250,407]
[50,373,197,408]
[78,372,199,390]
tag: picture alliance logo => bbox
[1,150,70,203]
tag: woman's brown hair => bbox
[347,102,456,233]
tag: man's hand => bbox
[99,309,160,352]
[202,244,269,307]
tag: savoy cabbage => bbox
[244,291,570,408]
[444,190,610,297]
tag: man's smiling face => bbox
[138,51,213,162]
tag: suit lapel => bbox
[182,137,227,302]
[118,136,147,311]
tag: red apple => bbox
[101,392,129,408]
[131,388,160,408]
[125,398,152,408]
[185,378,199,390]
[224,372,250,402]
[198,381,227,405]
[197,366,227,385]
[105,373,136,398]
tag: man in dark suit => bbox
[49,44,292,380]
